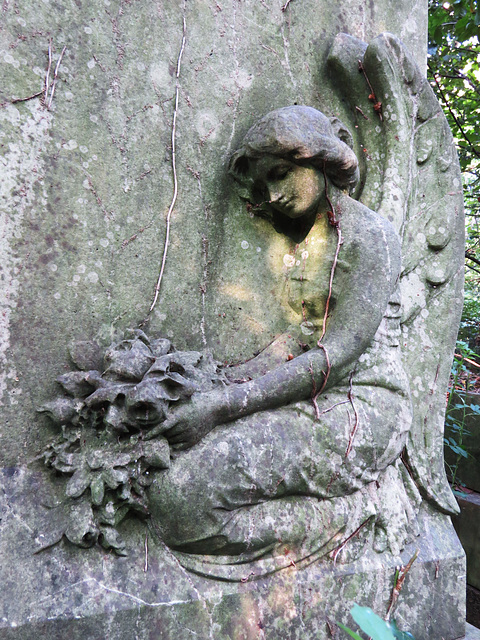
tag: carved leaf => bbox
[99,526,127,556]
[38,398,78,425]
[66,468,92,498]
[83,383,133,409]
[149,337,172,356]
[104,338,155,381]
[64,500,98,547]
[56,370,104,397]
[102,467,129,490]
[90,474,105,506]
[68,340,103,371]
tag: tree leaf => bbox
[389,619,416,639]
[350,604,396,640]
[336,621,364,640]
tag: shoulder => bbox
[337,196,402,280]
[340,197,401,254]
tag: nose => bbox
[267,186,282,203]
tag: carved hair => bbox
[229,106,359,194]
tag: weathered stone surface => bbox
[0,468,466,639]
[0,1,468,639]
[0,0,427,466]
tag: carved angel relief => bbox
[39,34,463,578]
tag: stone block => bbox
[0,468,466,640]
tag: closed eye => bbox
[268,166,291,181]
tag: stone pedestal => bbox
[0,468,466,640]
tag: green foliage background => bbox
[428,0,480,331]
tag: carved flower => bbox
[39,329,225,555]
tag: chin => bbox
[284,208,311,219]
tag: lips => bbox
[276,197,293,208]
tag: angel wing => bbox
[328,33,464,515]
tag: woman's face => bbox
[249,155,325,219]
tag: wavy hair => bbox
[229,106,359,200]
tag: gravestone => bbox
[0,1,467,639]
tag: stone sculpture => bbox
[40,33,464,591]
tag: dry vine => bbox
[385,549,419,620]
[148,4,187,316]
[358,59,383,120]
[312,166,344,417]
[345,369,359,457]
[11,40,66,108]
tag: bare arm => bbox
[218,210,401,415]
[161,205,401,447]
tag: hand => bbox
[154,391,226,451]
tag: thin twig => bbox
[430,363,441,395]
[281,0,293,11]
[312,344,331,418]
[47,45,67,110]
[148,6,187,315]
[261,44,279,57]
[331,519,371,565]
[355,105,369,120]
[385,550,419,620]
[310,364,319,418]
[455,354,480,369]
[320,399,350,415]
[320,165,343,342]
[345,369,359,457]
[465,251,480,267]
[358,60,383,120]
[312,171,343,417]
[436,70,480,98]
[326,617,336,638]
[11,91,43,104]
[465,263,480,276]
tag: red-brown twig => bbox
[345,369,359,457]
[312,344,331,419]
[320,164,343,342]
[309,364,319,417]
[11,91,43,104]
[330,519,371,565]
[358,60,383,121]
[355,105,369,120]
[385,550,419,620]
[312,171,343,417]
[241,571,256,583]
[326,617,336,638]
[148,5,187,315]
[455,354,480,369]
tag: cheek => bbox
[301,179,321,202]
